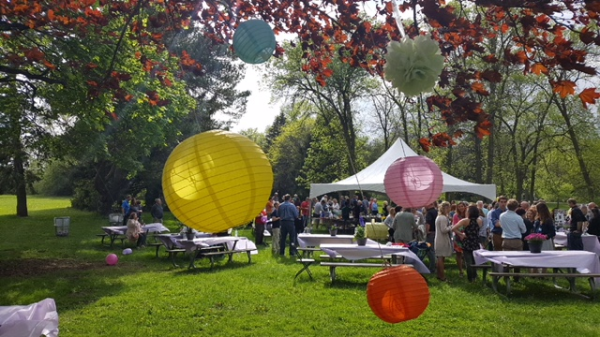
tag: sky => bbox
[231,65,282,133]
[229,1,384,133]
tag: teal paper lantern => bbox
[233,20,276,64]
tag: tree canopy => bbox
[4,0,600,212]
[3,0,600,146]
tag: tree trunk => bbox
[474,135,483,183]
[486,98,498,184]
[554,97,594,198]
[529,147,537,200]
[14,156,28,217]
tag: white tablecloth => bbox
[102,223,169,235]
[0,298,58,337]
[473,249,600,275]
[319,243,430,274]
[297,234,356,247]
[178,236,258,255]
[554,232,600,256]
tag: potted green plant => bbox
[355,225,367,246]
[329,224,338,236]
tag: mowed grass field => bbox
[1,195,600,336]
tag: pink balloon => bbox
[384,156,443,208]
[106,253,119,266]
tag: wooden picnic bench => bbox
[488,268,600,299]
[320,262,411,282]
[471,264,493,286]
[154,235,188,267]
[188,242,256,270]
[96,232,126,247]
[297,247,321,258]
[319,254,398,261]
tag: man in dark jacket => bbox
[425,201,438,272]
[568,198,586,250]
[151,198,164,223]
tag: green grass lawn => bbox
[1,195,600,336]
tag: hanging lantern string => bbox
[391,0,409,159]
[391,0,406,40]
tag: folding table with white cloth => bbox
[297,234,360,247]
[316,243,430,282]
[474,249,600,297]
[296,234,379,259]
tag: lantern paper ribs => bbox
[367,265,430,323]
[162,130,273,233]
[233,20,276,64]
[384,156,443,208]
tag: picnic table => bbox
[304,242,429,282]
[177,236,258,270]
[474,249,600,298]
[296,234,378,259]
[100,223,170,247]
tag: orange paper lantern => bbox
[367,265,430,323]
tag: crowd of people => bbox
[257,192,600,283]
[387,196,599,282]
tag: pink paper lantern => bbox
[106,253,119,266]
[384,156,443,208]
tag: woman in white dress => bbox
[434,202,453,281]
[331,198,341,217]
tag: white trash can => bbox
[54,217,70,237]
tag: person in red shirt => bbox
[254,208,268,246]
[300,197,311,231]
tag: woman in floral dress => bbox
[453,205,483,282]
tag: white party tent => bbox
[309,138,497,201]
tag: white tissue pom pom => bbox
[384,36,445,96]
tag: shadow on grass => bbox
[170,258,257,275]
[325,279,368,290]
[0,259,132,312]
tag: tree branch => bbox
[0,66,65,85]
[103,0,144,82]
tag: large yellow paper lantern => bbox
[162,130,273,233]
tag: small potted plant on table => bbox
[329,224,338,236]
[525,233,547,253]
[355,225,367,246]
